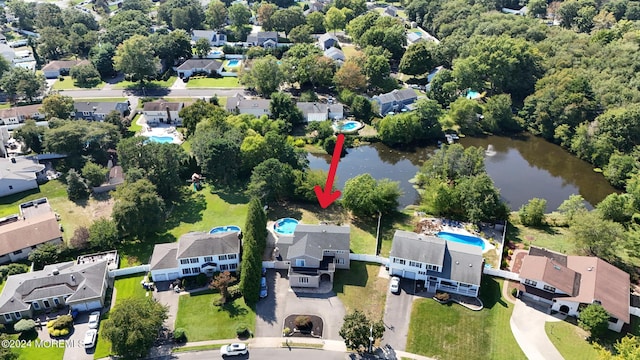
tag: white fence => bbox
[109,265,149,278]
[219,72,239,77]
[349,254,388,265]
[483,267,520,281]
[225,54,244,59]
[630,307,640,317]
[262,261,290,270]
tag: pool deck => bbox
[439,225,496,253]
[140,123,184,144]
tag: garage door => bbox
[403,271,416,280]
[167,272,180,281]
[153,273,167,282]
[390,268,402,277]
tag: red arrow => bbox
[314,133,345,208]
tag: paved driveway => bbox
[382,278,416,351]
[255,269,346,340]
[63,312,93,360]
[510,298,563,360]
[153,281,181,330]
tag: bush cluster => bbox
[47,315,73,337]
[173,328,187,342]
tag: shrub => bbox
[47,320,55,328]
[235,324,249,338]
[294,315,312,330]
[282,327,291,336]
[14,319,36,333]
[511,287,518,297]
[52,315,73,330]
[59,328,69,336]
[173,328,187,342]
[50,328,61,337]
[228,284,242,300]
[434,292,450,302]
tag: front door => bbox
[43,300,50,308]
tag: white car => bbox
[84,329,97,349]
[220,343,248,356]
[87,311,100,329]
[259,277,267,299]
[390,276,400,295]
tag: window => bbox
[543,285,556,292]
[189,258,199,264]
[182,268,192,275]
[393,258,406,265]
[229,263,237,270]
[295,259,306,267]
[524,279,537,287]
[299,277,309,284]
[335,250,346,254]
[192,267,200,274]
[409,261,422,268]
[43,300,50,308]
[53,298,60,306]
[460,283,472,288]
[427,264,439,271]
[219,255,228,261]
[180,259,189,265]
[228,254,237,260]
[418,271,426,275]
[4,314,10,321]
[334,258,345,265]
[204,256,213,262]
[8,186,12,190]
[13,249,22,255]
[220,264,229,271]
[33,302,40,310]
[13,312,20,319]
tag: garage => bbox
[151,269,180,282]
[167,272,180,280]
[70,300,102,312]
[153,273,167,282]
[403,270,417,280]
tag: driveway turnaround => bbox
[510,299,564,360]
[383,278,415,351]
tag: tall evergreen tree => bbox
[239,197,267,305]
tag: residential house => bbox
[0,259,109,323]
[0,44,14,65]
[383,5,398,17]
[176,59,223,79]
[388,230,483,297]
[149,231,241,282]
[276,224,350,288]
[304,1,325,15]
[324,47,345,62]
[42,60,90,79]
[297,102,344,122]
[225,93,271,118]
[318,33,339,50]
[372,89,418,116]
[143,101,184,125]
[0,157,46,198]
[73,101,130,121]
[502,6,527,16]
[517,247,630,332]
[246,32,278,48]
[0,209,63,264]
[191,30,227,46]
[0,104,44,125]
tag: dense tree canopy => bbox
[342,174,402,217]
[112,179,165,238]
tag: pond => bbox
[306,134,617,211]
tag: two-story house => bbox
[0,104,45,125]
[275,224,350,288]
[0,259,109,324]
[246,32,278,48]
[317,33,339,50]
[372,89,419,116]
[143,101,184,125]
[150,231,241,282]
[73,102,130,121]
[191,30,227,46]
[225,93,271,117]
[388,230,483,297]
[296,102,344,122]
[517,247,630,332]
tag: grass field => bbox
[174,290,256,341]
[128,114,142,136]
[185,77,241,88]
[11,333,65,360]
[406,277,526,360]
[0,103,11,109]
[341,45,361,60]
[506,222,573,254]
[546,321,598,360]
[113,77,177,90]
[51,76,104,90]
[333,262,387,320]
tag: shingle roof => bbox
[192,30,216,41]
[286,224,350,260]
[225,93,270,112]
[176,59,223,71]
[0,213,60,257]
[323,47,345,60]
[41,60,89,71]
[74,101,128,114]
[143,101,184,112]
[390,230,446,267]
[150,242,178,271]
[374,89,417,105]
[176,232,240,259]
[247,32,278,44]
[519,255,580,296]
[318,33,338,44]
[297,102,327,115]
[0,260,108,314]
[528,246,568,266]
[0,104,43,120]
[443,241,483,286]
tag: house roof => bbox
[324,47,345,60]
[176,232,240,259]
[0,260,108,314]
[0,156,45,182]
[519,255,580,296]
[390,230,446,267]
[0,212,62,257]
[176,59,223,71]
[318,33,338,44]
[150,242,178,271]
[286,224,350,260]
[192,30,222,41]
[247,32,278,44]
[74,101,128,114]
[374,89,417,105]
[0,104,43,120]
[225,93,271,113]
[443,241,483,286]
[41,60,89,71]
[143,101,184,112]
[528,246,567,266]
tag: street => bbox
[59,88,247,99]
[167,347,346,360]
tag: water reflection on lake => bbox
[306,134,617,211]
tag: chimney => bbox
[52,268,59,275]
[10,158,16,163]
[70,275,76,284]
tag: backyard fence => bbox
[483,267,520,281]
[109,265,149,278]
[349,254,388,265]
[262,261,290,270]
[219,72,239,77]
[630,307,640,317]
[225,54,244,59]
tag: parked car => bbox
[87,311,100,329]
[220,343,248,356]
[389,276,400,295]
[84,329,97,349]
[259,276,267,298]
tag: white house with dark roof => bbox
[42,60,90,79]
[246,32,278,48]
[149,232,241,282]
[176,59,223,79]
[73,101,130,121]
[389,230,484,297]
[372,88,418,116]
[143,101,184,125]
[297,102,344,122]
[0,157,46,198]
[318,33,339,50]
[191,30,227,46]
[225,93,271,117]
[0,259,109,323]
[0,104,44,125]
[324,47,345,62]
[275,224,350,288]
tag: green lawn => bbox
[506,222,573,255]
[113,77,177,90]
[0,103,11,109]
[174,290,256,341]
[406,277,526,360]
[128,114,142,136]
[333,262,387,320]
[546,321,598,360]
[186,77,241,88]
[342,45,360,59]
[10,333,65,360]
[51,76,104,90]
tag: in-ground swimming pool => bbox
[333,120,364,133]
[227,60,241,67]
[148,136,174,144]
[274,218,299,235]
[437,232,485,250]
[210,225,241,234]
[466,90,481,99]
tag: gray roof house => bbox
[318,33,339,50]
[150,232,241,282]
[0,104,44,125]
[0,259,109,323]
[277,224,350,288]
[0,157,46,198]
[389,230,484,297]
[304,1,325,15]
[383,5,398,17]
[324,47,345,62]
[225,93,271,118]
[191,30,227,46]
[372,88,418,116]
[73,101,130,121]
[246,32,278,48]
[176,59,223,79]
[297,102,344,121]
[42,60,90,79]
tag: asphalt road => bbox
[60,89,247,99]
[169,347,346,360]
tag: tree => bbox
[28,243,60,270]
[325,7,347,33]
[339,310,384,352]
[558,194,587,222]
[102,298,168,359]
[294,169,331,202]
[342,174,402,217]
[269,92,304,131]
[596,335,640,359]
[482,94,519,133]
[351,96,373,122]
[0,67,46,103]
[206,1,228,30]
[306,11,326,33]
[228,3,251,28]
[455,174,509,223]
[399,42,435,77]
[14,119,43,153]
[518,198,547,226]
[334,61,367,92]
[105,110,128,134]
[37,27,69,61]
[81,161,107,187]
[210,271,236,304]
[0,334,17,360]
[194,37,211,58]
[268,8,306,37]
[90,43,117,78]
[289,25,313,44]
[88,218,120,249]
[240,55,284,96]
[604,152,637,188]
[114,35,159,83]
[569,211,626,261]
[247,159,296,203]
[66,169,90,201]
[244,197,267,251]
[596,193,634,223]
[0,56,11,79]
[179,99,222,137]
[158,0,205,31]
[448,97,483,135]
[112,179,165,238]
[528,0,548,18]
[239,198,266,306]
[70,226,90,249]
[364,54,391,90]
[192,128,242,185]
[428,68,458,107]
[151,29,193,67]
[257,2,277,27]
[8,0,36,30]
[42,94,74,120]
[578,303,610,339]
[14,319,37,333]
